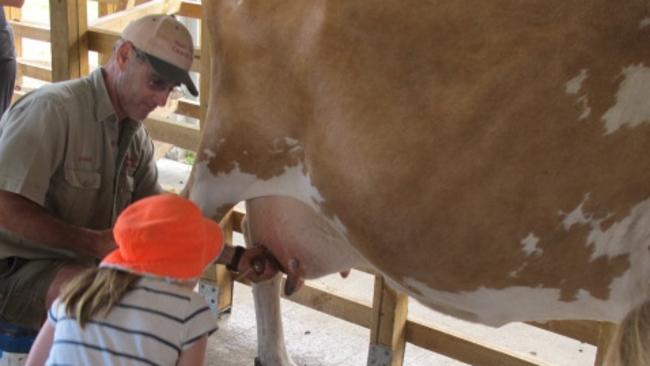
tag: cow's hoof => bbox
[254,357,262,366]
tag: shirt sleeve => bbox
[180,294,217,350]
[47,298,63,326]
[0,95,66,206]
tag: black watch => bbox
[226,246,245,272]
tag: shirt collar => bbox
[90,67,118,124]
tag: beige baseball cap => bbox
[121,14,198,96]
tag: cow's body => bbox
[188,1,650,364]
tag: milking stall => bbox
[1,0,646,365]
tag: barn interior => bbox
[1,0,612,365]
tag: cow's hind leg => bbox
[242,215,296,366]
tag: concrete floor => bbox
[202,270,596,366]
[158,158,598,366]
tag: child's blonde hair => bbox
[59,267,140,328]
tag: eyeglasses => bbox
[131,45,185,100]
[146,73,185,100]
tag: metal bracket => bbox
[367,343,393,366]
[198,279,220,320]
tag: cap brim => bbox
[144,53,199,97]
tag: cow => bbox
[185,1,650,365]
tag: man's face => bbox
[118,45,180,121]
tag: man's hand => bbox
[235,246,281,283]
[94,229,117,260]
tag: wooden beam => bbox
[8,20,50,42]
[17,59,52,82]
[178,0,200,19]
[49,0,88,81]
[406,320,540,366]
[142,115,200,151]
[530,320,601,346]
[281,277,372,329]
[87,26,120,54]
[90,0,181,32]
[176,100,200,120]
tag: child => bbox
[24,194,278,366]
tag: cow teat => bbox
[284,258,304,296]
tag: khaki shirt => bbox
[0,68,162,259]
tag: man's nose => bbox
[153,89,170,107]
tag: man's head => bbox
[121,14,198,97]
[106,14,197,121]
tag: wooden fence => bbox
[4,1,617,365]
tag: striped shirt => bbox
[45,277,217,366]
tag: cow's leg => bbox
[243,197,364,366]
[252,276,296,366]
[242,214,296,366]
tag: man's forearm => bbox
[0,190,115,259]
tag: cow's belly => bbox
[390,277,636,326]
[245,196,365,279]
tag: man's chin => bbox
[132,109,153,121]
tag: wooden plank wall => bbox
[6,1,616,365]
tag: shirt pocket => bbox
[52,169,102,226]
[64,169,101,190]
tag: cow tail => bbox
[605,301,650,366]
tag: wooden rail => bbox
[6,1,614,365]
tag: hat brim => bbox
[144,52,198,97]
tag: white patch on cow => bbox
[203,148,216,159]
[586,198,650,260]
[640,17,650,29]
[270,137,303,155]
[565,70,591,120]
[400,277,635,325]
[190,160,349,237]
[577,96,591,120]
[283,137,300,147]
[602,64,650,134]
[565,69,587,95]
[508,262,527,278]
[558,195,650,262]
[521,233,542,256]
[560,194,592,231]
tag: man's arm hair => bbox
[0,189,115,260]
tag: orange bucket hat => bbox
[101,194,223,280]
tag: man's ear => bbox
[115,41,132,71]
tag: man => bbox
[0,14,199,330]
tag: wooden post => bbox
[49,0,88,82]
[199,2,209,131]
[215,209,235,312]
[199,209,235,316]
[97,0,137,66]
[4,6,22,87]
[97,0,117,66]
[594,322,618,366]
[368,275,408,366]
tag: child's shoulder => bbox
[135,277,199,299]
